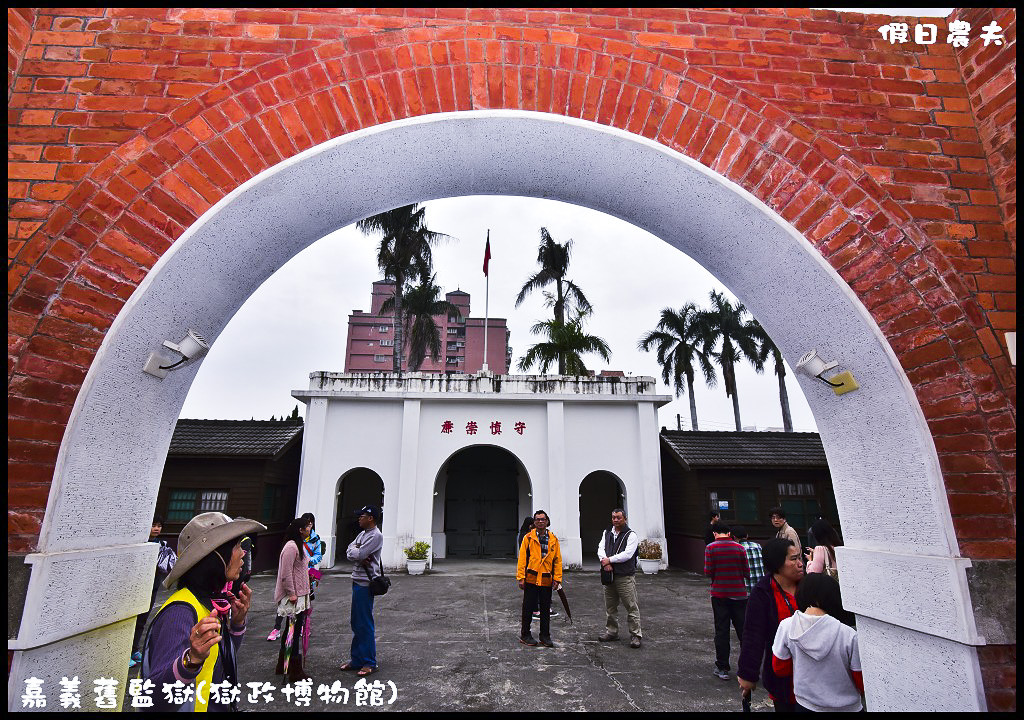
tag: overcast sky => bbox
[181,196,819,432]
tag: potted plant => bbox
[404,541,430,575]
[637,539,662,574]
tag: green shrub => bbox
[404,541,430,561]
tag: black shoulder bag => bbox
[363,557,391,596]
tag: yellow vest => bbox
[150,587,219,712]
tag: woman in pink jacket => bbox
[274,517,311,682]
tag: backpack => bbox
[156,541,177,578]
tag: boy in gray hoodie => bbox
[771,573,864,712]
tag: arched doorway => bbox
[579,471,626,561]
[435,446,530,559]
[334,468,384,564]
[15,112,993,711]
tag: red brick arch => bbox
[9,9,1014,563]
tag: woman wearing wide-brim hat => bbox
[140,512,265,712]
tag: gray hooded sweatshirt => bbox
[772,611,862,712]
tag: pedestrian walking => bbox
[274,518,311,683]
[705,522,750,680]
[805,518,840,580]
[597,508,643,648]
[341,505,383,677]
[770,507,802,555]
[267,514,321,643]
[772,573,864,712]
[140,512,265,712]
[516,510,562,648]
[737,537,805,711]
[732,525,765,595]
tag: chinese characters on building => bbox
[23,677,398,709]
[878,21,1004,47]
[441,420,527,435]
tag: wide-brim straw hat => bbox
[163,512,266,589]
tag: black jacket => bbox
[737,574,794,702]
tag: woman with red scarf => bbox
[737,538,804,712]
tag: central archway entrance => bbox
[434,446,531,559]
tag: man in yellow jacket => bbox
[517,510,563,647]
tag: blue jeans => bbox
[350,582,376,668]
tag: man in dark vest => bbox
[597,508,643,648]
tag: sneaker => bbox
[713,667,730,680]
[519,633,539,646]
[597,632,619,642]
[630,636,642,649]
[531,610,560,621]
[129,651,142,668]
[267,628,280,642]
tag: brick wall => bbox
[6,7,1016,702]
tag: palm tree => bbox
[515,228,592,373]
[638,303,717,431]
[696,290,764,431]
[517,311,611,376]
[381,274,462,371]
[750,319,794,432]
[356,204,449,373]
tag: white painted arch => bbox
[12,111,986,710]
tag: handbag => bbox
[601,567,615,585]
[364,560,391,596]
[823,549,839,581]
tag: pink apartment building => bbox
[345,280,511,374]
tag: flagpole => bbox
[483,229,490,373]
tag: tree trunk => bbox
[731,389,742,431]
[778,368,793,432]
[687,375,699,431]
[555,279,565,375]
[393,273,404,374]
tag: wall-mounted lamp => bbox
[796,349,859,396]
[143,329,210,379]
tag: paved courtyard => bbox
[142,561,776,712]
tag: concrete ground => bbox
[146,561,775,712]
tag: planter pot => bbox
[638,559,660,574]
[407,559,428,575]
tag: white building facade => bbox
[293,371,672,570]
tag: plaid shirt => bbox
[741,541,766,594]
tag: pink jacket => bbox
[807,545,838,575]
[275,540,310,604]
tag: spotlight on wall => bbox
[796,349,859,396]
[142,329,210,379]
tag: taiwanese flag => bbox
[483,231,491,276]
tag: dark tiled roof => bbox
[661,430,827,469]
[169,419,303,458]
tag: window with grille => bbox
[374,355,387,362]
[709,489,759,524]
[167,490,197,523]
[378,325,389,332]
[777,483,819,535]
[167,489,228,521]
[379,339,394,346]
[200,491,228,513]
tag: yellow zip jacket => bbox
[517,530,563,587]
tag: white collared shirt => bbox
[597,527,638,563]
